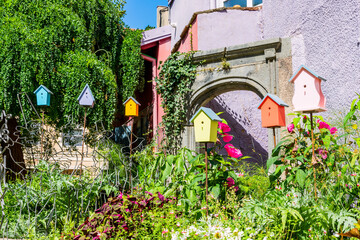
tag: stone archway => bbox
[181,38,293,159]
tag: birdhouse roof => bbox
[190,107,222,123]
[258,93,289,109]
[289,65,327,83]
[123,97,141,106]
[77,84,95,102]
[34,85,53,95]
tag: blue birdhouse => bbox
[77,84,95,108]
[34,85,53,106]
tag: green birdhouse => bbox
[190,107,222,143]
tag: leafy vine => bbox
[156,52,199,152]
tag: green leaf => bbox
[296,169,306,188]
[161,163,173,182]
[266,156,279,171]
[210,184,220,198]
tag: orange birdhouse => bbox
[289,65,326,113]
[123,97,141,117]
[258,94,289,128]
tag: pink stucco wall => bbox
[156,38,172,128]
[178,19,198,53]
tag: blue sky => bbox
[123,0,169,29]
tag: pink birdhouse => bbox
[289,65,326,113]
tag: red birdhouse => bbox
[289,65,326,113]
[258,94,289,128]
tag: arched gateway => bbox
[181,38,294,160]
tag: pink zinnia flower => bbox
[318,121,330,130]
[330,127,338,134]
[222,133,233,142]
[287,123,295,133]
[218,122,231,133]
[224,144,243,158]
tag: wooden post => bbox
[80,108,87,177]
[205,142,209,217]
[310,113,317,200]
[272,127,277,147]
[41,110,44,160]
[129,117,134,190]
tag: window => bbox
[222,0,262,7]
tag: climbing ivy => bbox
[156,52,199,152]
[119,28,145,102]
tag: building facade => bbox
[141,0,360,164]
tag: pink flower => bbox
[218,122,231,133]
[318,121,330,130]
[222,133,233,142]
[287,123,295,133]
[224,144,243,158]
[318,148,328,159]
[226,177,235,188]
[237,172,244,177]
[162,229,169,234]
[330,127,338,134]
[234,186,239,192]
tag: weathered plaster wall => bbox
[262,0,360,119]
[197,9,262,51]
[169,0,210,48]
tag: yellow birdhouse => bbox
[190,107,222,143]
[123,97,141,117]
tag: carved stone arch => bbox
[181,38,293,160]
[189,76,268,116]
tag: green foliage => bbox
[119,28,145,102]
[3,160,118,238]
[155,52,199,152]
[0,0,125,128]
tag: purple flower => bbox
[158,192,165,201]
[287,123,295,133]
[145,191,153,196]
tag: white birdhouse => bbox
[289,65,326,113]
